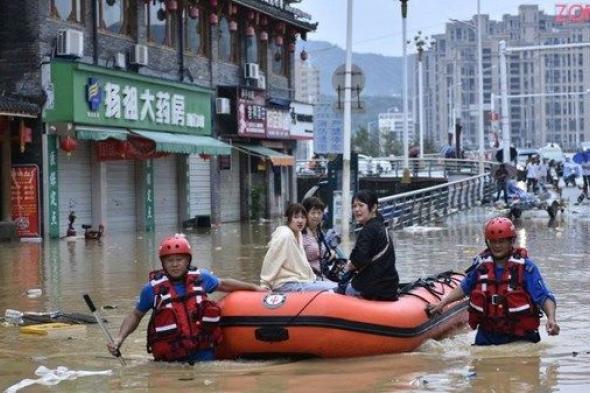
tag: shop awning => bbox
[131,130,232,155]
[235,144,294,166]
[76,126,129,141]
[0,96,39,118]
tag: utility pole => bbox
[400,0,410,183]
[341,0,353,247]
[476,0,484,172]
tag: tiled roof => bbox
[233,0,317,32]
[0,96,40,117]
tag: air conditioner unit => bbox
[114,52,126,69]
[130,44,149,66]
[215,97,231,115]
[256,75,266,90]
[244,63,259,80]
[56,29,84,58]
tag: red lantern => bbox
[165,0,178,11]
[199,153,211,161]
[231,4,238,15]
[245,25,255,37]
[60,135,78,157]
[188,6,199,19]
[209,0,217,7]
[276,22,286,34]
[247,10,255,20]
[209,12,218,25]
[300,49,308,61]
[260,15,268,26]
[288,42,296,53]
[259,31,268,41]
[274,35,283,46]
[229,20,238,32]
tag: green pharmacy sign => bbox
[44,61,212,135]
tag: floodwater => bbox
[1,206,589,393]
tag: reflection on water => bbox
[1,207,590,392]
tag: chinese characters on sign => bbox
[10,165,40,237]
[100,82,204,128]
[266,108,290,139]
[237,88,266,137]
[47,135,60,238]
[313,103,343,154]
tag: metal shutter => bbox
[58,141,92,236]
[220,150,241,222]
[154,155,179,229]
[106,160,136,232]
[189,154,211,216]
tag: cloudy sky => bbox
[298,1,561,56]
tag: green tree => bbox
[352,126,379,156]
[383,131,402,156]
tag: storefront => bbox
[0,97,40,240]
[43,61,231,238]
[218,87,296,220]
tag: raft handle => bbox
[255,326,289,342]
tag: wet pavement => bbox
[1,200,590,392]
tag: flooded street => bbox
[1,207,589,393]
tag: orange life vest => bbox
[468,248,540,337]
[146,268,222,361]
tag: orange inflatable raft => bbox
[217,271,468,359]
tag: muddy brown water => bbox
[1,207,589,392]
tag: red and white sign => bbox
[555,3,590,23]
[237,89,266,138]
[10,165,40,237]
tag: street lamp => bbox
[412,31,434,159]
[399,0,410,183]
[450,9,484,173]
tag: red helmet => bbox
[484,217,515,241]
[158,234,192,261]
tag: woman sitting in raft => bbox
[342,190,400,301]
[260,203,337,292]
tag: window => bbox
[146,2,176,47]
[245,28,258,64]
[98,0,133,36]
[218,16,231,63]
[50,0,83,24]
[185,7,208,56]
[271,39,286,76]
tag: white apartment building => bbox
[294,55,321,160]
[424,5,590,150]
[378,111,415,154]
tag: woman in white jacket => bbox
[260,203,336,292]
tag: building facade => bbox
[424,5,590,151]
[0,0,315,238]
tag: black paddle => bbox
[83,294,126,366]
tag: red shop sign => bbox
[96,137,167,161]
[10,165,40,237]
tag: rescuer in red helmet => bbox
[427,217,559,345]
[107,234,265,362]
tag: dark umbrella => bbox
[409,146,420,158]
[495,147,517,163]
[440,145,456,158]
[491,163,517,178]
[573,151,590,164]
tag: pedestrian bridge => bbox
[376,157,495,228]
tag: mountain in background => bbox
[298,40,415,97]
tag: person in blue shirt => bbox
[107,234,264,362]
[427,217,559,345]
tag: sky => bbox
[298,1,561,57]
